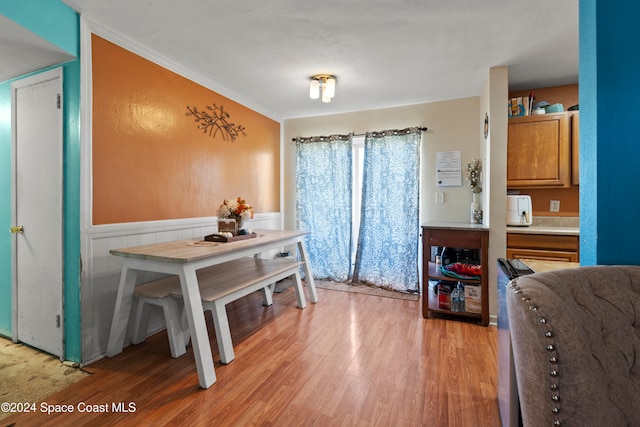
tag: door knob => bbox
[10,225,24,234]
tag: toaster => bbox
[506,195,532,226]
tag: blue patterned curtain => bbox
[295,136,353,281]
[352,129,421,292]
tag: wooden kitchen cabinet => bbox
[422,223,489,326]
[507,112,571,188]
[571,112,579,186]
[507,233,579,262]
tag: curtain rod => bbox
[292,126,427,143]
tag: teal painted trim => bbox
[0,0,79,57]
[578,0,597,265]
[0,82,12,337]
[595,0,640,265]
[63,60,82,362]
[0,0,81,360]
[0,61,82,360]
[580,0,640,265]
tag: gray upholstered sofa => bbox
[506,265,640,426]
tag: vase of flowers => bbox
[217,197,254,233]
[466,158,482,224]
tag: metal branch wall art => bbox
[185,103,246,141]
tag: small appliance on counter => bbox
[506,195,532,226]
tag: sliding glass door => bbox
[296,129,421,292]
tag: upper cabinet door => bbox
[571,112,580,186]
[507,112,571,188]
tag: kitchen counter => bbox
[506,225,579,236]
[520,258,580,273]
[421,221,489,231]
[507,216,579,236]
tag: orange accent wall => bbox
[91,35,280,225]
[525,187,580,217]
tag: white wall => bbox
[283,97,482,229]
[282,98,503,317]
[481,66,509,320]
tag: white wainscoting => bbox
[81,213,283,364]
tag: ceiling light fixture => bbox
[309,74,337,103]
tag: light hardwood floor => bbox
[4,286,500,427]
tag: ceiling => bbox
[0,15,75,83]
[8,1,579,120]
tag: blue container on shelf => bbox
[545,103,564,113]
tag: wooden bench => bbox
[132,257,305,363]
[131,275,187,358]
[174,257,305,364]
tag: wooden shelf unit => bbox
[422,223,489,326]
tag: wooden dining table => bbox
[106,229,317,389]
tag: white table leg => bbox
[179,266,216,388]
[262,284,275,306]
[210,300,235,364]
[107,263,138,357]
[292,270,307,309]
[297,240,318,303]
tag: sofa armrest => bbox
[506,266,640,426]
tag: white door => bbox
[11,68,64,358]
